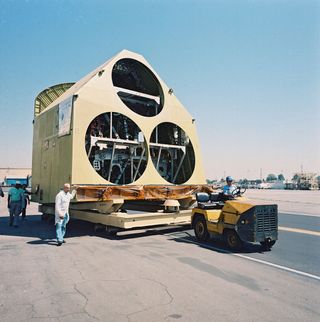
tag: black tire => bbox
[260,240,276,250]
[106,226,119,237]
[193,216,209,242]
[94,224,106,232]
[224,229,243,250]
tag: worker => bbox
[21,184,31,220]
[223,176,237,196]
[0,184,4,198]
[55,183,77,246]
[8,181,24,227]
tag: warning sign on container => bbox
[58,96,73,137]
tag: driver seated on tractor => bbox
[223,176,237,196]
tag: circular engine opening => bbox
[85,112,148,184]
[149,122,195,184]
[112,58,164,117]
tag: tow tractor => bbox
[191,188,278,250]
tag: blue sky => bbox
[0,0,319,180]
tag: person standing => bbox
[8,182,24,227]
[21,184,31,220]
[0,183,4,208]
[55,183,76,246]
[0,184,4,198]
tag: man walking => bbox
[0,184,4,199]
[0,184,4,198]
[0,183,4,208]
[55,183,76,246]
[21,184,31,220]
[8,182,24,227]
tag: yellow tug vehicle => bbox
[191,188,278,250]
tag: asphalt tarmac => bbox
[0,190,319,322]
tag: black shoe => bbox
[57,242,63,246]
[62,240,66,243]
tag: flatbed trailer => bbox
[70,209,192,230]
[38,185,212,233]
[39,201,192,235]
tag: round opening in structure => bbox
[149,122,195,184]
[112,58,164,117]
[85,112,148,184]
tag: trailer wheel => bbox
[224,230,243,250]
[194,216,209,242]
[106,226,119,237]
[94,224,106,232]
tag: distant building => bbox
[292,172,318,190]
[284,181,297,190]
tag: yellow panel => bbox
[224,213,238,225]
[31,105,72,203]
[71,50,205,186]
[222,198,255,215]
[206,210,221,221]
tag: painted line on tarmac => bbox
[171,236,320,281]
[280,212,320,218]
[234,254,320,281]
[279,226,320,236]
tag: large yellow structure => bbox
[32,50,209,228]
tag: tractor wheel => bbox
[194,216,209,242]
[260,240,276,250]
[224,230,243,250]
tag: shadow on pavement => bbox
[168,233,268,254]
[0,211,272,254]
[0,212,191,245]
[114,225,190,240]
[27,239,58,246]
[0,213,97,244]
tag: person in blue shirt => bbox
[8,182,24,227]
[223,176,237,196]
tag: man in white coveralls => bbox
[55,183,76,246]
